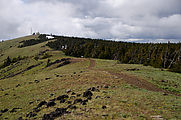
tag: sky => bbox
[0,0,181,43]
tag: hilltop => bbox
[0,35,181,120]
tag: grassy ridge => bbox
[0,36,181,120]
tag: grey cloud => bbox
[0,0,181,43]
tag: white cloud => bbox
[0,0,181,43]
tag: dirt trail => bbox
[108,71,163,92]
[70,58,86,64]
[88,58,96,69]
[109,71,180,96]
[88,59,180,96]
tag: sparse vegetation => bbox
[0,35,180,120]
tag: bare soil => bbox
[88,59,181,96]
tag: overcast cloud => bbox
[0,0,181,42]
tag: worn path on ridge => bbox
[88,59,181,96]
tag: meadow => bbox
[0,35,180,120]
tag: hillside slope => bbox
[0,35,181,120]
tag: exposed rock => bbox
[74,99,83,104]
[102,114,108,117]
[47,101,56,107]
[125,68,139,71]
[60,99,66,103]
[42,108,68,120]
[102,91,107,93]
[67,105,77,110]
[26,112,37,118]
[102,106,107,109]
[161,80,168,83]
[105,96,111,99]
[37,101,47,108]
[56,75,60,77]
[0,88,4,91]
[50,98,56,102]
[81,102,87,105]
[67,101,72,104]
[81,100,88,105]
[45,78,50,80]
[163,93,168,96]
[49,93,54,97]
[76,94,81,97]
[71,92,76,95]
[95,96,101,99]
[10,108,22,113]
[1,108,8,113]
[29,101,34,104]
[174,84,178,88]
[103,85,109,88]
[34,100,46,112]
[70,96,76,99]
[66,89,72,93]
[88,87,100,92]
[57,95,69,100]
[33,108,41,113]
[87,96,92,100]
[16,84,21,87]
[83,99,88,103]
[83,90,93,98]
[34,80,40,83]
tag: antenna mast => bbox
[30,27,33,35]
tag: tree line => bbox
[46,36,181,73]
[18,34,49,48]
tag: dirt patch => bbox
[109,71,163,92]
[106,71,181,96]
[88,59,96,69]
[87,59,180,96]
[69,58,86,64]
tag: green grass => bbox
[0,36,181,120]
[95,59,181,94]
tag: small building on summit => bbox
[46,35,55,39]
[32,32,40,35]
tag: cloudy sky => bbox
[0,0,181,43]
